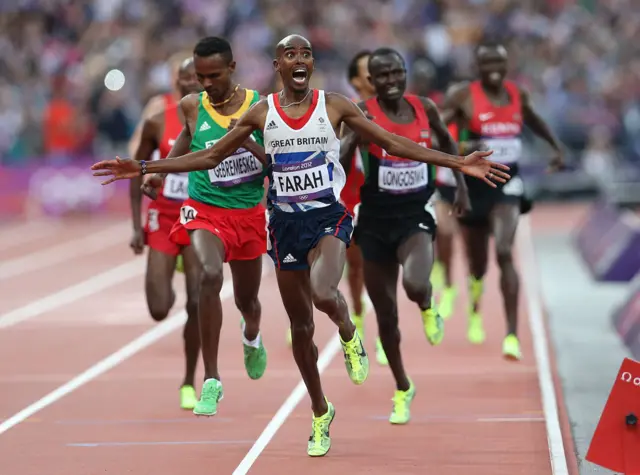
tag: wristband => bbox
[140,160,147,175]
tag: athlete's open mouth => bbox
[292,67,308,84]
[386,86,400,95]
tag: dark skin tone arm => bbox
[520,88,564,171]
[93,93,510,186]
[130,114,161,241]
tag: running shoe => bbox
[438,286,458,320]
[375,337,388,366]
[389,379,416,425]
[421,307,444,345]
[307,400,336,457]
[467,310,485,344]
[180,384,197,410]
[193,378,223,416]
[244,339,267,379]
[340,330,369,385]
[502,334,522,360]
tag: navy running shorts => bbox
[267,202,353,271]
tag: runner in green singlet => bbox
[141,37,269,417]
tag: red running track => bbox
[0,205,583,474]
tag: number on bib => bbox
[147,208,160,232]
[180,205,198,225]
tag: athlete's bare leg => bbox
[433,200,459,319]
[434,201,456,288]
[180,246,202,388]
[363,259,406,388]
[277,235,359,417]
[460,221,490,344]
[345,243,365,316]
[490,203,520,336]
[189,229,226,381]
[229,258,263,341]
[144,249,178,322]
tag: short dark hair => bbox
[347,50,371,81]
[193,37,233,64]
[368,47,405,69]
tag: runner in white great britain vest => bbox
[264,89,346,214]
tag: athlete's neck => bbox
[480,81,505,98]
[376,96,404,115]
[208,82,240,106]
[281,88,311,106]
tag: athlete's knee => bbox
[235,294,260,317]
[148,304,171,322]
[147,289,174,322]
[200,262,224,293]
[495,245,515,268]
[402,276,432,304]
[310,282,338,313]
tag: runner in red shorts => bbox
[129,56,202,410]
[144,37,269,416]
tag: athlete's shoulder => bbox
[140,93,168,120]
[325,91,362,112]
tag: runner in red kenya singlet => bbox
[340,48,471,424]
[129,57,202,410]
[441,40,565,360]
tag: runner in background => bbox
[129,58,202,410]
[441,41,564,359]
[128,50,193,273]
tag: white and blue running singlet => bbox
[264,89,346,213]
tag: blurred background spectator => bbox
[1,0,639,201]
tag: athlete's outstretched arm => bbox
[520,88,565,171]
[92,101,268,184]
[329,93,510,187]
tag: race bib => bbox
[179,205,198,225]
[208,149,263,187]
[482,137,522,164]
[378,159,428,194]
[272,157,333,203]
[163,173,189,201]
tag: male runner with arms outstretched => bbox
[92,34,510,457]
[140,37,269,416]
[340,48,470,425]
[130,58,202,410]
[441,41,564,359]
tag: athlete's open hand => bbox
[141,173,164,200]
[460,150,511,188]
[91,157,141,185]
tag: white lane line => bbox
[518,216,570,475]
[0,262,272,435]
[232,296,373,475]
[0,221,129,280]
[0,259,144,329]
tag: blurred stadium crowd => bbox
[1,0,639,188]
